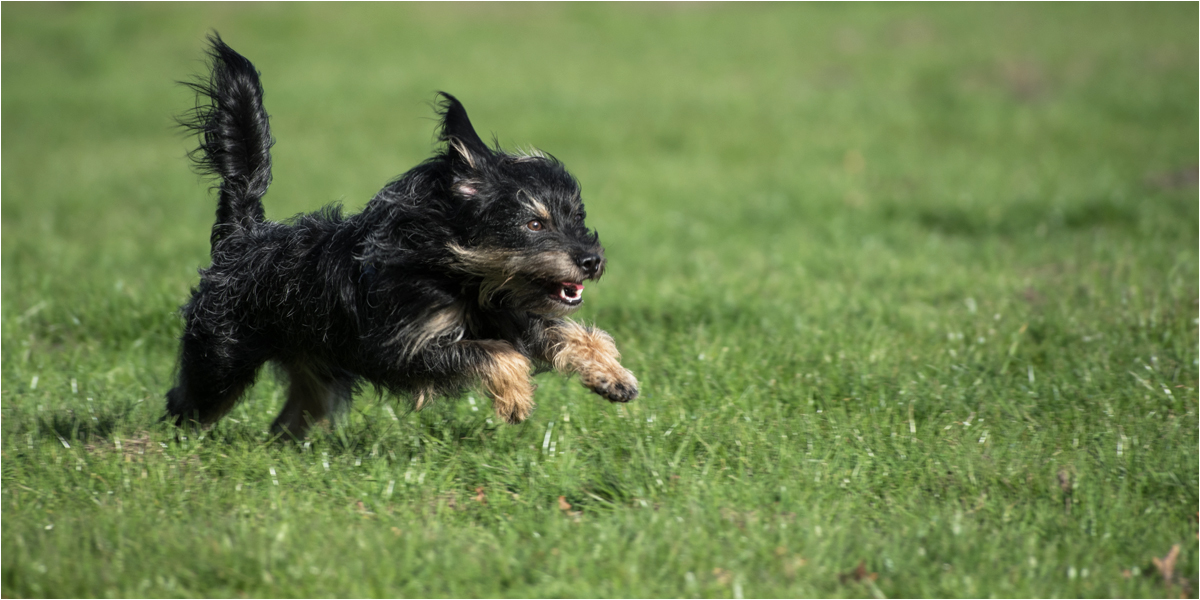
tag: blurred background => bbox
[4,4,1195,312]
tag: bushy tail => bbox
[178,33,274,245]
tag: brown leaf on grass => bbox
[85,432,159,462]
[719,507,760,529]
[1057,469,1070,492]
[1021,287,1044,305]
[1140,543,1196,599]
[1146,165,1199,190]
[555,496,582,520]
[1152,544,1180,583]
[784,557,808,579]
[712,568,733,586]
[1057,468,1073,515]
[1180,581,1195,599]
[775,546,808,577]
[473,487,487,505]
[1000,60,1048,102]
[838,560,878,584]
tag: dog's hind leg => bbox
[271,362,354,439]
[166,328,267,426]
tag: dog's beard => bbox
[446,243,591,316]
[503,279,589,317]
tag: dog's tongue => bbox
[560,282,584,301]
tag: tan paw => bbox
[493,386,536,424]
[478,341,536,424]
[582,366,639,403]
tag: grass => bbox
[2,3,1197,597]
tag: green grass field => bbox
[2,4,1197,597]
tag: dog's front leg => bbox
[413,339,536,424]
[471,340,537,424]
[539,319,639,402]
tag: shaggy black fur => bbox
[166,35,638,437]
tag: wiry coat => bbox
[167,35,638,436]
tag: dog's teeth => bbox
[558,284,583,302]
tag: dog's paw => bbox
[582,367,639,403]
[490,378,535,424]
[494,392,536,424]
[477,341,536,424]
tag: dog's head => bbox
[437,94,605,317]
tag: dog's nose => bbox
[577,253,603,277]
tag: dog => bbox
[166,35,638,437]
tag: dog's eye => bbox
[526,220,544,232]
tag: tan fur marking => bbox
[447,244,521,305]
[474,340,535,423]
[546,320,639,401]
[392,302,466,360]
[447,243,520,275]
[510,146,547,161]
[415,303,466,345]
[447,137,478,170]
[520,190,551,221]
[447,243,581,308]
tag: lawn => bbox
[2,3,1196,597]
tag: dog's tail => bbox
[178,33,273,245]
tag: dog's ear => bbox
[436,92,490,171]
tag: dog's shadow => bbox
[27,408,131,446]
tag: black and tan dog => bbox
[166,35,637,437]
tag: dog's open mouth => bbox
[551,281,584,306]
